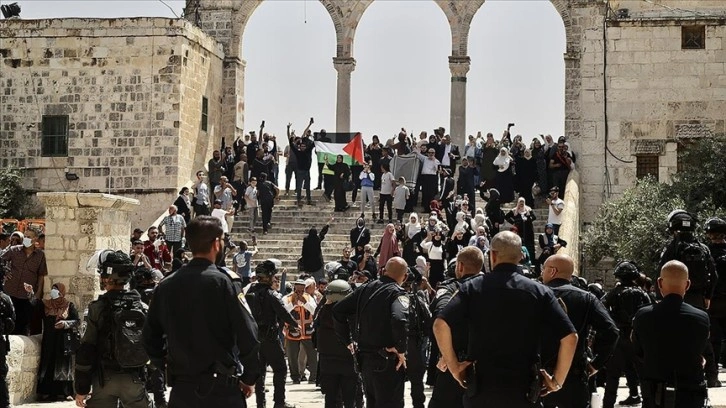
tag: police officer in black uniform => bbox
[658,210,717,308]
[658,210,719,388]
[142,216,260,408]
[77,250,153,408]
[313,279,357,408]
[601,260,652,408]
[541,254,620,408]
[428,248,481,408]
[705,217,726,387]
[333,256,410,408]
[433,232,577,408]
[404,268,432,408]
[246,260,299,408]
[633,260,711,408]
[0,288,14,408]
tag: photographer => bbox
[548,136,572,195]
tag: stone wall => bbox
[572,2,726,221]
[7,335,41,405]
[37,192,140,314]
[0,18,223,227]
[558,169,581,274]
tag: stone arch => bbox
[319,0,374,59]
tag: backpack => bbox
[103,294,149,369]
[609,286,650,328]
[675,240,711,290]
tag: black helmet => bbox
[331,267,351,282]
[667,209,696,232]
[255,260,278,278]
[613,260,640,281]
[704,217,726,234]
[324,279,352,303]
[92,250,134,283]
[445,259,457,279]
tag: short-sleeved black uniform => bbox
[542,278,620,408]
[438,263,575,408]
[142,258,260,408]
[428,274,478,408]
[632,293,710,408]
[333,275,409,408]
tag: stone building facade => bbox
[0,18,222,226]
[1,1,726,225]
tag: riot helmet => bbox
[324,279,352,303]
[445,259,457,279]
[667,209,696,232]
[255,260,278,283]
[90,249,134,284]
[331,267,351,282]
[613,260,640,282]
[704,217,726,234]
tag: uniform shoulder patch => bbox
[397,295,410,309]
[238,292,252,315]
[435,288,449,299]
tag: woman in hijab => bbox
[403,213,425,266]
[537,223,568,275]
[479,132,499,190]
[173,187,192,223]
[23,282,79,401]
[324,155,351,212]
[483,188,505,236]
[375,223,400,271]
[300,217,333,280]
[421,230,446,288]
[515,148,538,206]
[532,138,549,197]
[452,211,472,237]
[505,197,537,259]
[493,147,515,203]
[447,228,470,261]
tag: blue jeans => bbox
[295,169,311,202]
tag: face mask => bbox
[50,288,60,299]
[22,238,33,248]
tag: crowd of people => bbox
[0,122,722,408]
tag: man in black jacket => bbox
[314,279,357,408]
[633,260,711,408]
[333,257,410,408]
[287,119,315,207]
[350,217,371,258]
[142,217,259,408]
[541,254,620,408]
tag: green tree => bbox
[670,136,726,215]
[582,177,685,277]
[0,169,29,219]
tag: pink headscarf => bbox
[377,224,400,269]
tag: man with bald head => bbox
[333,256,410,408]
[434,231,578,407]
[541,254,619,408]
[632,261,711,408]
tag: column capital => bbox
[333,57,356,75]
[448,56,471,79]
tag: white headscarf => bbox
[493,147,511,172]
[407,212,421,239]
[513,197,531,216]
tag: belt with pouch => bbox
[173,372,240,387]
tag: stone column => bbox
[449,56,471,148]
[222,57,246,140]
[333,57,356,134]
[37,192,140,314]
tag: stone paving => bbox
[17,370,726,407]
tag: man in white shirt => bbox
[415,145,441,210]
[546,186,565,235]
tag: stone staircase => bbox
[228,190,550,273]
